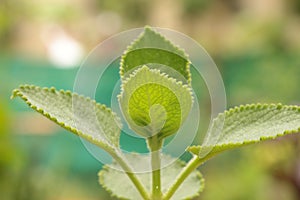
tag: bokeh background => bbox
[1,0,300,199]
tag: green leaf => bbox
[120,26,191,85]
[99,153,204,200]
[12,85,121,151]
[119,66,193,139]
[188,104,300,159]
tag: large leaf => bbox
[188,104,300,158]
[120,26,191,85]
[99,153,204,200]
[118,66,193,139]
[12,85,121,151]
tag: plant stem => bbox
[109,149,150,200]
[148,136,163,200]
[152,150,161,199]
[163,155,202,200]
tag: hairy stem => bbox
[109,149,150,200]
[163,155,203,200]
[148,136,163,200]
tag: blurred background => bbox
[1,0,300,199]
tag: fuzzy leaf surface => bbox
[12,85,121,151]
[99,153,204,200]
[188,104,300,158]
[120,26,191,84]
[119,66,193,139]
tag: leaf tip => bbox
[144,25,154,32]
[10,89,19,99]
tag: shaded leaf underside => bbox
[120,26,191,85]
[99,153,204,200]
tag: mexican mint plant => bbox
[12,26,300,200]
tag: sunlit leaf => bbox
[119,66,193,139]
[188,104,300,159]
[12,85,121,151]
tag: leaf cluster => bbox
[12,26,300,200]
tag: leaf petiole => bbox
[148,136,163,200]
[108,148,151,200]
[163,155,203,200]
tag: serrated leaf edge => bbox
[118,65,193,103]
[98,165,131,200]
[187,103,300,155]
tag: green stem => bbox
[163,155,203,200]
[148,136,163,200]
[152,151,161,199]
[109,149,150,200]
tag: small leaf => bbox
[12,85,121,151]
[188,104,300,159]
[119,66,193,139]
[120,26,191,85]
[99,153,204,200]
